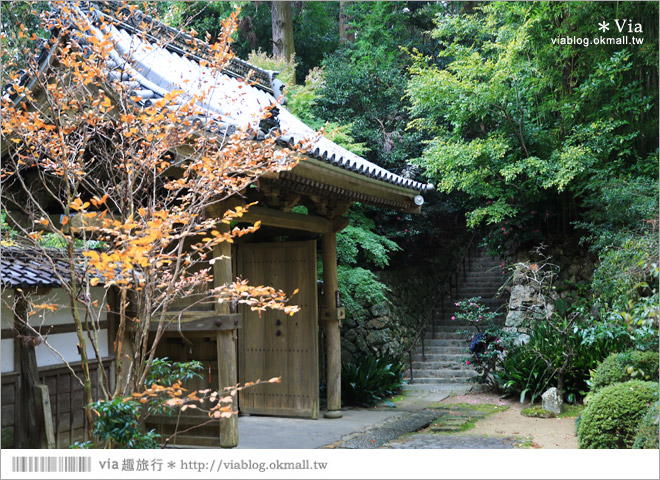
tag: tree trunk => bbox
[271,1,295,61]
[339,1,355,44]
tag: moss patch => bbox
[557,404,584,418]
[441,402,510,414]
[426,403,509,435]
[521,406,556,418]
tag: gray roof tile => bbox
[63,1,434,195]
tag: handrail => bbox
[403,230,478,384]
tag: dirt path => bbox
[440,392,579,448]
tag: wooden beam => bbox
[2,320,110,339]
[290,157,421,208]
[321,232,342,418]
[148,314,241,332]
[240,206,331,234]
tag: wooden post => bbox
[212,220,239,448]
[15,290,42,447]
[33,384,56,449]
[322,232,342,418]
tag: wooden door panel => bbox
[237,241,318,418]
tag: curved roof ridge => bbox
[48,1,434,195]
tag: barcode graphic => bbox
[11,456,92,473]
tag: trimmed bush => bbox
[632,401,659,449]
[341,354,404,407]
[577,380,659,449]
[589,350,659,392]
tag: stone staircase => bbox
[405,249,508,391]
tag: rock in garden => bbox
[542,387,563,414]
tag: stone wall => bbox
[504,245,596,342]
[340,302,415,363]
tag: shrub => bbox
[497,311,612,403]
[632,401,659,449]
[577,380,659,449]
[453,297,506,389]
[89,397,161,449]
[86,358,203,448]
[496,344,555,403]
[341,354,404,407]
[589,350,659,392]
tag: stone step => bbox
[413,346,466,355]
[460,277,506,284]
[435,300,508,311]
[410,352,466,362]
[413,368,478,378]
[465,260,505,267]
[403,377,475,385]
[423,331,474,340]
[411,361,468,370]
[455,289,502,296]
[415,339,468,348]
[461,270,505,277]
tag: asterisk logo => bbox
[167,461,176,469]
[598,21,610,32]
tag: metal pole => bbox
[408,351,414,384]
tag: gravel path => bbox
[383,433,516,449]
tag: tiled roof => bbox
[50,1,433,195]
[1,247,73,288]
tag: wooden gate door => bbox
[237,240,319,418]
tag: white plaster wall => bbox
[2,288,108,327]
[35,329,109,367]
[1,338,14,372]
[1,287,110,370]
[1,291,13,329]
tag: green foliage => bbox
[589,351,660,393]
[337,266,389,316]
[632,401,660,449]
[453,297,501,330]
[453,297,506,388]
[496,344,554,404]
[334,205,400,317]
[145,357,203,388]
[86,358,203,448]
[314,2,442,173]
[0,210,17,246]
[337,208,400,269]
[89,397,161,449]
[246,50,297,87]
[577,380,659,449]
[69,441,91,449]
[165,1,339,83]
[591,235,659,313]
[407,2,658,229]
[286,67,369,156]
[497,309,618,403]
[0,1,49,71]
[341,353,405,407]
[576,176,659,254]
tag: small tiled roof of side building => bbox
[0,247,73,288]
[39,1,433,195]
